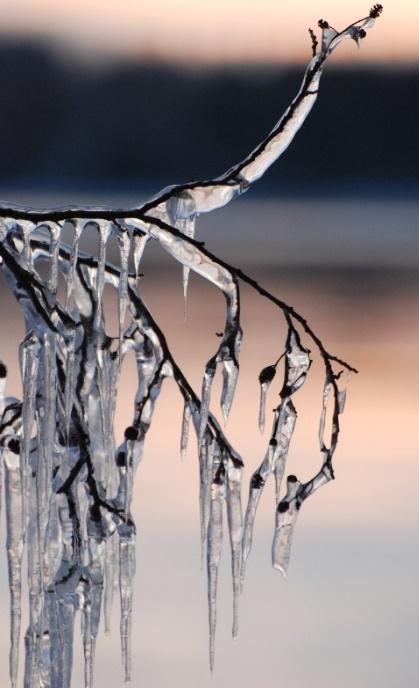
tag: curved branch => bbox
[0,8,382,225]
[139,214,357,374]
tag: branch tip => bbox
[369,4,383,19]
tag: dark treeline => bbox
[0,40,417,192]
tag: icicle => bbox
[82,540,105,688]
[65,219,83,310]
[178,215,196,318]
[82,586,93,688]
[242,395,298,585]
[41,221,61,306]
[198,364,216,447]
[273,399,297,504]
[272,475,302,576]
[133,231,148,280]
[180,402,191,461]
[226,457,242,640]
[25,463,43,688]
[258,382,268,434]
[338,388,347,413]
[119,528,136,683]
[38,332,56,549]
[19,221,34,268]
[107,351,121,435]
[43,498,61,587]
[132,216,243,424]
[199,438,214,567]
[19,334,39,529]
[56,595,76,688]
[64,327,76,441]
[258,364,277,433]
[94,220,111,330]
[77,483,89,568]
[4,440,24,688]
[104,530,119,634]
[219,318,242,425]
[244,328,310,565]
[319,377,332,451]
[117,228,131,347]
[124,452,132,525]
[165,193,196,313]
[207,468,225,672]
[241,467,266,587]
[220,357,239,425]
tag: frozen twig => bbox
[0,8,382,686]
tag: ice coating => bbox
[207,464,225,672]
[103,530,118,634]
[132,230,148,279]
[180,402,191,461]
[241,327,312,583]
[258,363,277,433]
[4,440,24,688]
[0,206,352,683]
[272,475,302,576]
[226,457,243,640]
[0,8,378,683]
[173,215,197,314]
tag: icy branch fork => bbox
[0,9,379,687]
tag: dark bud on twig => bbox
[258,365,276,385]
[318,19,329,29]
[0,361,7,378]
[359,29,367,39]
[369,4,383,18]
[8,438,20,454]
[251,472,264,490]
[124,426,139,441]
[277,501,289,513]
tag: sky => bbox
[0,0,418,64]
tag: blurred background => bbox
[0,2,418,687]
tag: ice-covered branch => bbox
[0,199,354,679]
[0,9,381,229]
[0,7,382,685]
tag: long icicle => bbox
[207,462,225,672]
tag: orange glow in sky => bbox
[1,0,418,64]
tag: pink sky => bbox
[1,0,418,63]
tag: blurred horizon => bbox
[0,37,418,197]
[0,1,418,64]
